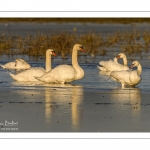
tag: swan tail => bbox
[0,64,5,68]
[9,73,24,81]
[9,73,17,80]
[97,65,108,71]
[99,61,107,66]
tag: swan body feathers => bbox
[110,60,142,88]
[9,49,56,82]
[36,44,84,84]
[98,53,129,72]
[0,58,31,70]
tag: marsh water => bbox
[1,22,150,132]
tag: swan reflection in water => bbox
[44,84,83,131]
[71,86,83,130]
[110,88,141,116]
[11,81,83,131]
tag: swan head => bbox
[74,44,84,52]
[15,58,25,67]
[46,49,56,56]
[14,58,31,69]
[116,53,126,60]
[130,60,139,69]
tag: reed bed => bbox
[0,29,150,58]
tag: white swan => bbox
[9,49,56,81]
[35,44,84,84]
[98,53,129,72]
[0,58,31,70]
[110,60,142,88]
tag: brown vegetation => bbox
[0,29,150,58]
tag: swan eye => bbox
[51,51,55,54]
[79,46,84,52]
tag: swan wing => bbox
[0,61,31,70]
[15,60,31,69]
[110,70,131,84]
[99,59,119,71]
[129,70,141,85]
[10,67,45,81]
[97,66,109,71]
[99,59,129,71]
[36,65,76,83]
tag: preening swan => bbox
[35,44,84,84]
[98,53,129,72]
[110,60,142,88]
[0,58,31,70]
[9,49,56,81]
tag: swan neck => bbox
[45,50,51,72]
[137,63,142,76]
[123,56,127,66]
[72,47,79,67]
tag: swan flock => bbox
[1,43,142,88]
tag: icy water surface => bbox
[0,55,150,132]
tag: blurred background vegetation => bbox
[0,18,150,58]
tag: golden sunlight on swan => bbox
[110,60,142,88]
[98,53,129,72]
[0,58,31,70]
[35,44,84,84]
[9,49,56,81]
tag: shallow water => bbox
[0,55,150,91]
[0,55,150,132]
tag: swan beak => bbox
[130,64,134,69]
[116,55,120,60]
[52,51,57,56]
[79,46,84,52]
